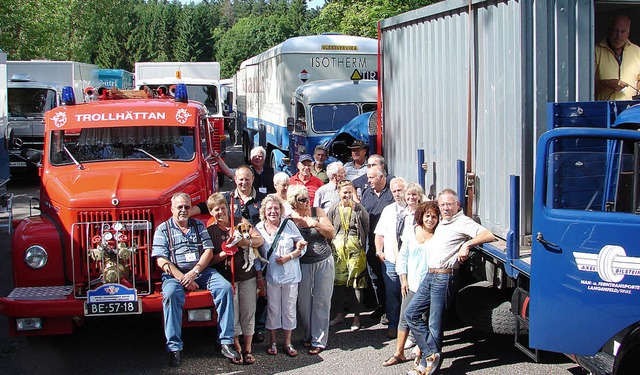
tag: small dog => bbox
[231,222,269,271]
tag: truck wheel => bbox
[456,281,523,335]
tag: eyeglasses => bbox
[174,204,191,210]
[297,197,310,203]
[367,163,381,167]
[439,202,457,208]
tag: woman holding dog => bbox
[256,194,307,357]
[288,185,336,354]
[206,193,265,365]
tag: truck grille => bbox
[71,210,153,298]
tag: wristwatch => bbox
[194,267,200,275]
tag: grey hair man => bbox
[313,161,346,210]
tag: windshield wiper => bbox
[134,148,169,167]
[64,146,84,170]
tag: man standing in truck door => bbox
[404,189,494,375]
[153,192,240,367]
[595,14,640,101]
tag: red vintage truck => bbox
[0,84,220,335]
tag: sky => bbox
[307,0,326,9]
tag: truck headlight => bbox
[24,245,48,269]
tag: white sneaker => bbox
[425,352,441,375]
[404,337,416,349]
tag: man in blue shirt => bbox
[152,192,239,367]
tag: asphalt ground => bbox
[0,145,587,374]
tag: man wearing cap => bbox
[345,140,368,181]
[289,154,324,203]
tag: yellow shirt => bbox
[595,39,640,100]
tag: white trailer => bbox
[235,34,378,170]
[7,60,99,170]
[135,62,223,116]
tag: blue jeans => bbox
[382,260,401,329]
[162,267,235,352]
[404,272,456,366]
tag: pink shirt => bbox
[290,173,324,203]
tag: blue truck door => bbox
[530,127,640,356]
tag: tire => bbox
[456,281,523,335]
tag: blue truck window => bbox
[546,137,639,213]
[311,104,359,132]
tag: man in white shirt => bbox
[404,188,494,375]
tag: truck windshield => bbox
[311,104,360,132]
[49,126,195,165]
[8,88,57,118]
[145,84,219,115]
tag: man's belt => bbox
[428,268,455,274]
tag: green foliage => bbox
[0,0,436,76]
[215,14,296,77]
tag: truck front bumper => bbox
[0,285,216,335]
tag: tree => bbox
[215,14,295,77]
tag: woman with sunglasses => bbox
[288,185,336,354]
[326,180,370,331]
[255,194,307,357]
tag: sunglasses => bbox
[174,204,191,210]
[297,197,310,203]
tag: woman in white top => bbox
[255,194,307,357]
[383,201,439,367]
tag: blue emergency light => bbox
[174,84,188,103]
[61,86,76,105]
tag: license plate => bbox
[9,161,27,167]
[84,300,142,316]
[84,283,142,316]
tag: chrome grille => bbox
[72,210,153,298]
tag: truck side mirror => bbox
[226,91,234,112]
[287,117,295,132]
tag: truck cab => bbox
[7,75,61,169]
[0,84,220,336]
[280,79,377,172]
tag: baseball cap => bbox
[299,154,313,163]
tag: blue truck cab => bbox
[460,101,640,374]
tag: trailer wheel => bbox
[456,281,522,335]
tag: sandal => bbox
[284,344,298,357]
[242,351,255,365]
[308,346,323,355]
[413,352,423,367]
[382,354,407,367]
[230,352,243,365]
[406,365,426,375]
[267,342,277,355]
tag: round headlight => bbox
[24,246,48,269]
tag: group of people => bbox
[152,143,494,375]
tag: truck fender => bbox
[11,214,66,286]
[614,324,640,375]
